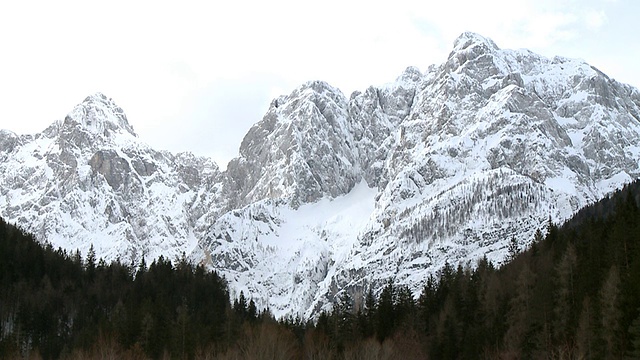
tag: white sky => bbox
[0,0,638,169]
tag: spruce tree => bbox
[575,297,594,359]
[553,243,577,341]
[600,265,622,358]
[628,308,640,360]
[376,283,395,342]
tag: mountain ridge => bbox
[1,32,640,318]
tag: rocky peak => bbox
[227,80,358,208]
[445,32,504,80]
[0,129,20,152]
[396,66,423,85]
[63,92,137,139]
[298,80,342,95]
[282,81,348,127]
[452,31,500,54]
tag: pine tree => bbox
[395,285,416,326]
[335,290,355,349]
[73,249,82,266]
[376,283,395,342]
[575,296,594,359]
[554,243,577,341]
[627,308,640,359]
[86,244,96,279]
[507,236,520,261]
[176,298,190,359]
[135,255,147,284]
[534,228,545,243]
[504,262,535,354]
[235,291,248,319]
[600,265,622,358]
[358,288,376,338]
[247,299,257,321]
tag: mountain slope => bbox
[1,33,640,318]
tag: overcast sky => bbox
[1,0,638,169]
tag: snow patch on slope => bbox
[200,180,376,318]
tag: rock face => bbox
[225,81,361,208]
[2,33,640,318]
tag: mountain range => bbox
[1,32,639,318]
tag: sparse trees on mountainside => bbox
[400,176,549,246]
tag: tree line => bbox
[1,180,640,359]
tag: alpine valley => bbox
[1,32,639,319]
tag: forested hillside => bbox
[2,180,640,359]
[0,220,244,359]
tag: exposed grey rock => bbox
[89,150,132,190]
[0,130,20,161]
[226,80,360,207]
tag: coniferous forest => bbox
[1,181,640,359]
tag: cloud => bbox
[583,9,607,29]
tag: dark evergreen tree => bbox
[507,236,519,261]
[247,299,258,321]
[576,296,594,359]
[600,265,623,358]
[628,308,640,359]
[376,282,395,342]
[553,242,577,342]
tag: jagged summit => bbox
[298,80,343,95]
[396,66,423,84]
[63,92,137,138]
[452,31,500,53]
[444,32,508,79]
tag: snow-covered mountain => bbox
[2,33,640,318]
[0,93,224,261]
